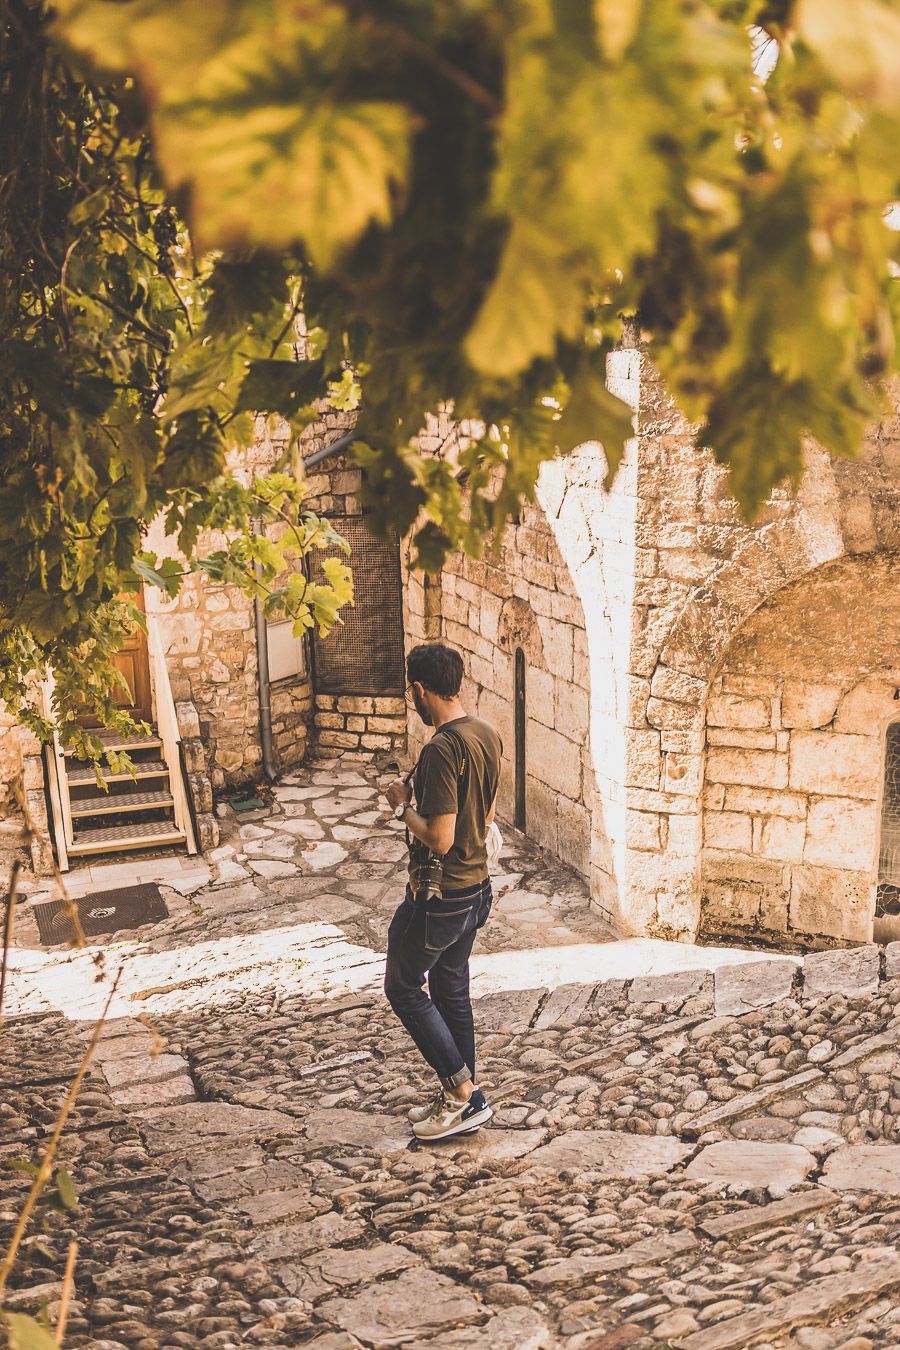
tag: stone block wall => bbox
[314,695,407,756]
[0,703,51,875]
[402,349,900,949]
[449,517,594,876]
[620,355,900,944]
[146,411,359,787]
[700,553,900,947]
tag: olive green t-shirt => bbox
[412,716,503,891]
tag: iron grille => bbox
[311,515,406,696]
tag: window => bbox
[266,618,308,683]
[877,721,900,919]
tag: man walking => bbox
[384,642,502,1142]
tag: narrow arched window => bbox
[514,647,526,832]
[877,721,900,921]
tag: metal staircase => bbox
[43,618,198,870]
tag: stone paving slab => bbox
[527,1130,693,1176]
[304,1107,414,1153]
[714,957,798,1015]
[525,1231,698,1287]
[137,1101,297,1152]
[680,1254,900,1349]
[803,945,880,997]
[685,1140,817,1197]
[406,1306,552,1349]
[822,1145,900,1195]
[698,1188,840,1239]
[317,1267,483,1347]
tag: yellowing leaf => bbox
[165,100,411,264]
[5,1314,59,1350]
[595,0,641,62]
[796,0,900,105]
[466,219,586,377]
[555,366,634,481]
[54,0,412,265]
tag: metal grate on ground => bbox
[32,882,169,943]
[311,515,406,696]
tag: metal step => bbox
[66,759,169,785]
[64,729,162,757]
[68,819,187,857]
[70,789,175,819]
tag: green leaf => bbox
[4,1314,60,1350]
[133,555,183,598]
[159,415,226,488]
[554,366,634,481]
[466,219,586,377]
[703,369,808,514]
[236,358,325,417]
[56,1166,78,1211]
[4,1158,39,1176]
[410,521,453,573]
[206,254,290,335]
[69,183,112,227]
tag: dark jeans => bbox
[384,879,493,1089]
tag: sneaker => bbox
[412,1088,493,1142]
[408,1092,443,1125]
[408,1086,486,1126]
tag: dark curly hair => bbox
[406,643,463,698]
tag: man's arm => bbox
[385,777,456,854]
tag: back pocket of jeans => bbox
[425,905,475,952]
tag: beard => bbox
[413,688,433,726]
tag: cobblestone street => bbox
[4,759,900,1350]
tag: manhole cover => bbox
[32,883,169,944]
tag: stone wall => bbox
[405,349,900,947]
[700,553,900,946]
[622,357,900,943]
[146,412,360,787]
[0,703,51,875]
[314,694,407,757]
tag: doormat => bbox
[32,883,169,944]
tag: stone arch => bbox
[698,552,900,947]
[649,512,849,730]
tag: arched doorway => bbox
[877,719,900,939]
[699,553,900,946]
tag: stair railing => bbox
[40,670,72,870]
[147,616,198,855]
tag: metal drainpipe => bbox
[253,430,355,782]
[253,520,278,782]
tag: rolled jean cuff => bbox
[442,1065,472,1090]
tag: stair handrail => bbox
[147,616,198,855]
[40,669,72,868]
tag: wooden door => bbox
[113,587,152,720]
[78,587,153,725]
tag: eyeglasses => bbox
[404,683,416,705]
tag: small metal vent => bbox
[32,883,168,944]
[311,515,406,696]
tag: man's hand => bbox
[385,777,412,811]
